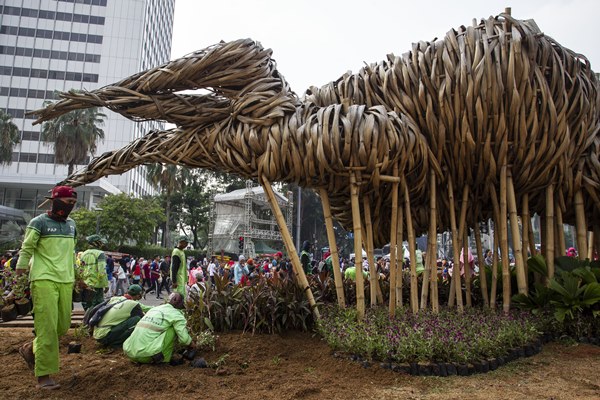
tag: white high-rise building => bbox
[0,0,175,216]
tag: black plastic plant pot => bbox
[438,363,448,377]
[480,360,490,373]
[446,363,457,375]
[15,298,31,316]
[473,361,483,373]
[409,362,419,375]
[524,345,534,357]
[488,358,498,370]
[67,342,81,354]
[496,356,505,367]
[457,364,469,376]
[72,290,83,303]
[1,304,18,322]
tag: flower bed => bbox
[317,306,542,367]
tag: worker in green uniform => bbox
[300,240,312,275]
[81,234,109,310]
[170,235,189,298]
[93,284,151,347]
[16,185,78,390]
[123,292,193,364]
[344,264,368,281]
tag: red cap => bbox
[46,185,77,199]
[275,251,283,258]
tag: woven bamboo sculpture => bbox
[31,13,600,315]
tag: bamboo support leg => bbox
[396,201,404,308]
[575,190,588,259]
[507,172,527,295]
[546,185,555,280]
[587,232,593,260]
[422,171,437,311]
[464,228,472,307]
[500,166,510,313]
[388,165,399,316]
[593,224,600,259]
[489,185,501,310]
[349,172,366,320]
[403,180,418,314]
[522,194,531,265]
[319,189,345,307]
[260,176,319,319]
[363,197,378,306]
[474,222,489,307]
[447,178,464,313]
[555,204,566,257]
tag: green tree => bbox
[146,164,193,248]
[41,104,105,175]
[0,109,20,165]
[171,172,213,249]
[94,193,165,247]
[69,207,97,249]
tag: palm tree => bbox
[0,110,20,165]
[146,164,189,248]
[41,106,105,175]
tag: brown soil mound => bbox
[0,328,598,399]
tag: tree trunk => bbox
[165,196,171,248]
[68,162,74,176]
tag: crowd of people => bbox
[3,184,591,391]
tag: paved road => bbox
[72,288,168,311]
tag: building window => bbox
[1,25,103,44]
[0,67,98,83]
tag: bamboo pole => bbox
[546,184,555,280]
[506,172,527,295]
[473,221,489,307]
[489,185,501,310]
[421,170,437,310]
[500,165,510,313]
[319,188,345,307]
[593,224,600,259]
[396,199,404,308]
[388,164,399,316]
[446,177,463,313]
[464,227,472,307]
[349,171,366,320]
[587,232,593,260]
[574,190,588,259]
[521,194,531,284]
[260,176,320,319]
[363,197,378,306]
[457,185,470,307]
[403,180,418,313]
[554,205,565,258]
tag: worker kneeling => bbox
[123,292,192,363]
[92,284,150,347]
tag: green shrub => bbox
[316,306,541,363]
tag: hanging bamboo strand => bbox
[507,171,527,295]
[319,188,345,307]
[260,176,320,319]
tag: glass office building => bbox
[0,0,175,216]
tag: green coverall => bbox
[16,213,76,377]
[122,303,191,363]
[170,247,187,297]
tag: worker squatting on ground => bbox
[122,292,193,363]
[92,284,152,347]
[16,185,78,390]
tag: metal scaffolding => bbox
[207,180,291,258]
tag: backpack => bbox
[85,298,127,331]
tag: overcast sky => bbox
[171,0,599,95]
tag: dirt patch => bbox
[0,328,598,399]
